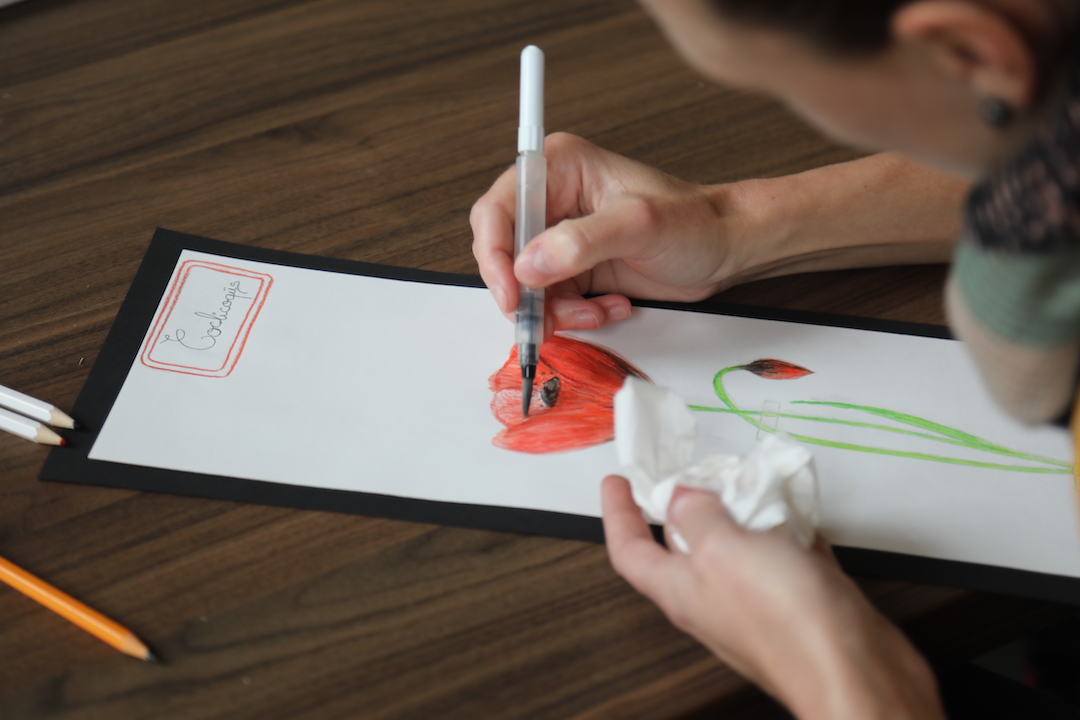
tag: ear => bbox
[892,1,1039,110]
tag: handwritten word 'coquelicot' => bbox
[160,281,253,351]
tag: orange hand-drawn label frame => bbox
[140,260,273,377]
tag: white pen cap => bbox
[517,45,544,153]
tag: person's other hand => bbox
[471,133,753,337]
[601,476,946,720]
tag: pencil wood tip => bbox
[49,408,76,429]
[37,426,66,446]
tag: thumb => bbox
[667,487,739,551]
[514,199,659,287]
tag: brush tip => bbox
[522,377,534,417]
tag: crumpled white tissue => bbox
[614,376,820,550]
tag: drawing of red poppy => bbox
[489,335,649,454]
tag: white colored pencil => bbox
[0,407,66,446]
[0,384,75,429]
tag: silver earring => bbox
[981,98,1013,127]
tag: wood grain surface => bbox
[0,1,1072,718]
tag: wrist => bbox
[701,169,856,289]
[699,175,793,290]
[769,599,945,720]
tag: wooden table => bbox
[0,1,1073,718]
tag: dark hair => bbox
[708,0,909,54]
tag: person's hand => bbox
[472,136,968,338]
[601,476,946,720]
[470,133,749,337]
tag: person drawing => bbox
[472,1,1080,717]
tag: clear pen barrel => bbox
[516,289,542,367]
[515,151,546,361]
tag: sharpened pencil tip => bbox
[60,438,67,446]
[145,650,161,664]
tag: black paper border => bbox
[39,228,1080,604]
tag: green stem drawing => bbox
[690,363,1071,475]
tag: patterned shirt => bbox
[948,52,1080,425]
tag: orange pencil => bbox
[0,554,158,662]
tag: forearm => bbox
[795,628,944,720]
[770,596,946,720]
[715,153,971,288]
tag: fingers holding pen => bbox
[471,166,519,319]
[472,182,635,332]
[473,132,732,341]
[513,201,660,289]
[548,283,632,332]
[472,132,726,331]
[470,135,606,320]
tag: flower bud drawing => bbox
[489,335,649,454]
[740,359,813,380]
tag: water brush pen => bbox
[515,45,546,417]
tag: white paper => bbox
[91,250,1080,579]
